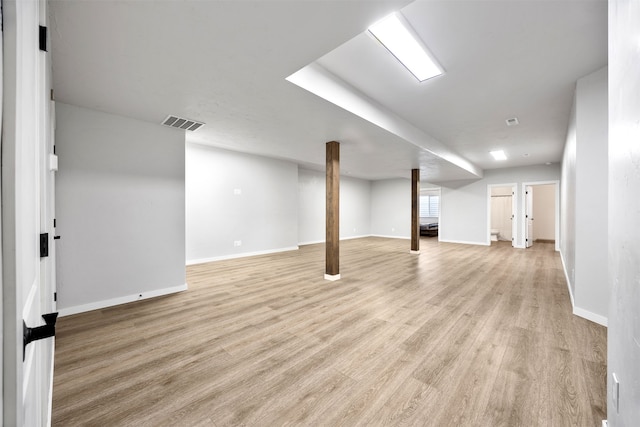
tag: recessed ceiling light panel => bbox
[490,150,507,161]
[368,13,443,82]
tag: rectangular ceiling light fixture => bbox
[490,150,507,161]
[368,13,443,82]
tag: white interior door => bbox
[525,185,534,248]
[2,0,56,425]
[511,187,516,247]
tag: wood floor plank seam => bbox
[52,238,606,426]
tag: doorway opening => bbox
[523,181,559,251]
[487,184,516,247]
[419,187,440,239]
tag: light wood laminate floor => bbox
[52,237,606,426]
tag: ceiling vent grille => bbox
[162,115,205,131]
[505,117,519,127]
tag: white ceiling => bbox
[49,0,607,183]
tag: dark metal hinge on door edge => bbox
[40,233,48,257]
[39,25,47,51]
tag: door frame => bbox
[486,183,517,246]
[2,0,55,424]
[521,180,560,251]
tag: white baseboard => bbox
[59,283,188,317]
[370,234,411,240]
[186,246,299,265]
[559,251,608,327]
[560,251,576,308]
[298,235,371,246]
[341,234,372,241]
[438,239,489,246]
[574,306,608,327]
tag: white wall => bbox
[440,165,560,246]
[186,143,298,263]
[575,67,609,324]
[560,67,608,326]
[297,168,371,245]
[532,184,555,241]
[608,0,640,424]
[561,97,577,299]
[371,178,411,238]
[56,103,186,315]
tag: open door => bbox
[2,0,57,425]
[525,185,534,248]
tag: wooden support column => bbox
[411,169,420,254]
[325,141,340,280]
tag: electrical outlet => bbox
[234,240,242,247]
[612,373,620,413]
[233,188,242,195]
[392,227,395,232]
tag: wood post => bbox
[411,169,420,254]
[325,141,340,280]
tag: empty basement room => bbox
[6,0,639,426]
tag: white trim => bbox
[574,306,608,327]
[521,180,560,251]
[560,252,608,327]
[324,274,341,281]
[340,234,371,241]
[298,235,371,246]
[186,246,299,266]
[370,234,411,240]
[487,183,517,247]
[46,341,55,427]
[409,250,421,254]
[298,240,325,246]
[438,239,489,246]
[58,283,188,317]
[560,251,576,308]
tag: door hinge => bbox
[54,292,57,302]
[39,26,47,51]
[53,218,56,228]
[40,233,49,257]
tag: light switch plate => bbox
[612,373,619,413]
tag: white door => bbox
[2,0,56,425]
[511,188,516,247]
[525,186,534,248]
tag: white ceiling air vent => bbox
[505,117,519,126]
[162,115,205,131]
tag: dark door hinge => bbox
[39,26,47,52]
[40,233,49,257]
